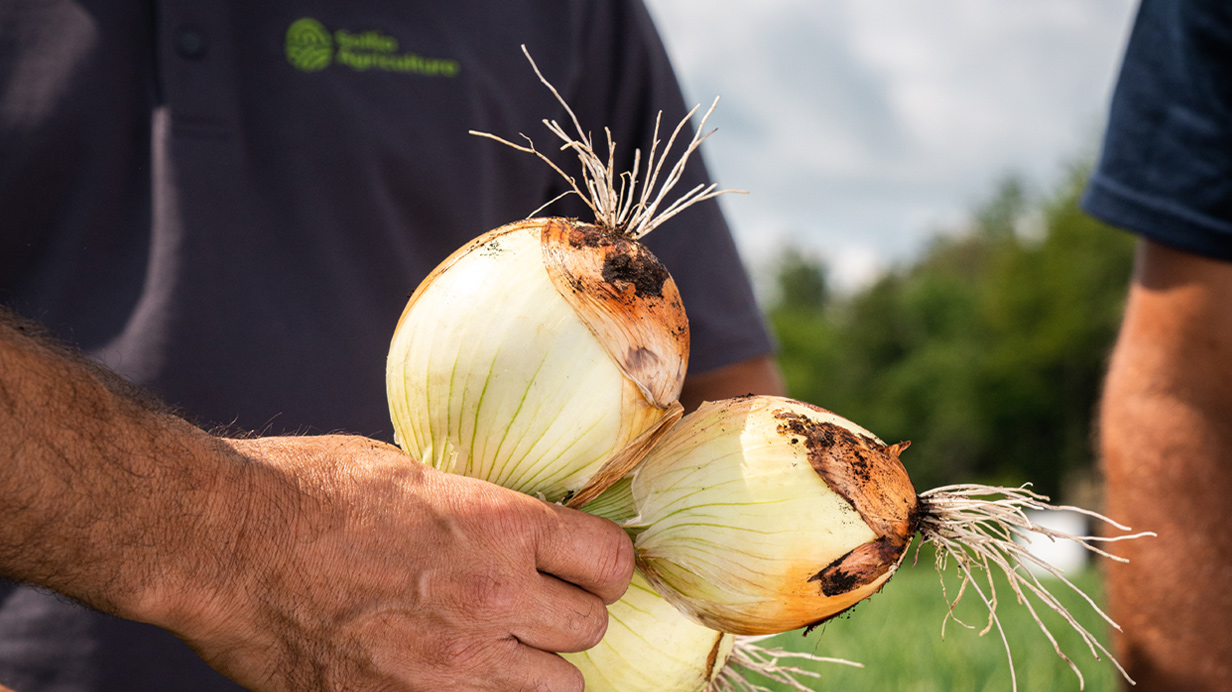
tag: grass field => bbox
[737,557,1124,692]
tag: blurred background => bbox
[646,0,1139,506]
[642,3,1142,688]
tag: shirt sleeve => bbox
[1082,0,1232,261]
[561,0,777,375]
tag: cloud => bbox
[644,0,1137,291]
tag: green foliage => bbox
[767,166,1136,497]
[773,247,830,312]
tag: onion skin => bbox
[386,217,687,506]
[561,570,734,692]
[771,403,917,601]
[626,395,918,635]
[542,221,689,408]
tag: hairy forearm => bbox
[1102,349,1232,689]
[1,308,639,691]
[1099,241,1232,691]
[0,310,274,630]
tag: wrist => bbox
[134,434,304,639]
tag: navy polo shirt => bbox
[1083,0,1232,258]
[0,0,772,688]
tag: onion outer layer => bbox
[386,218,687,505]
[562,570,735,692]
[622,395,918,635]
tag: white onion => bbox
[613,396,917,635]
[562,570,734,692]
[386,217,687,505]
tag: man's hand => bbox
[174,435,633,692]
[1,311,632,692]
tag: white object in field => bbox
[1017,509,1090,576]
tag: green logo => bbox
[285,18,333,72]
[284,17,460,77]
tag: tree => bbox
[766,165,1134,498]
[773,247,829,313]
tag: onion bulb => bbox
[384,45,736,506]
[382,45,1157,692]
[386,216,687,505]
[562,569,859,692]
[602,395,916,634]
[562,570,735,692]
[382,45,1156,690]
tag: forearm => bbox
[1103,364,1232,683]
[0,310,272,631]
[0,310,636,692]
[680,354,786,412]
[1099,241,1232,690]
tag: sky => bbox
[642,0,1140,292]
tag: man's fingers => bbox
[496,644,586,692]
[535,504,634,605]
[510,572,610,653]
[393,625,587,692]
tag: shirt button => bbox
[175,26,207,59]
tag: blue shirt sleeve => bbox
[1082,0,1232,261]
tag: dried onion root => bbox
[713,637,863,692]
[469,45,743,239]
[916,485,1155,689]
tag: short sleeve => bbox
[1082,0,1232,260]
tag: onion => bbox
[599,395,916,635]
[385,46,736,506]
[386,216,687,505]
[563,569,862,692]
[386,47,1154,691]
[591,395,1154,690]
[562,570,735,692]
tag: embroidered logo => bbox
[285,17,460,77]
[285,18,333,72]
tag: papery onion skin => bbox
[562,570,735,692]
[541,221,689,409]
[386,217,686,505]
[625,395,918,635]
